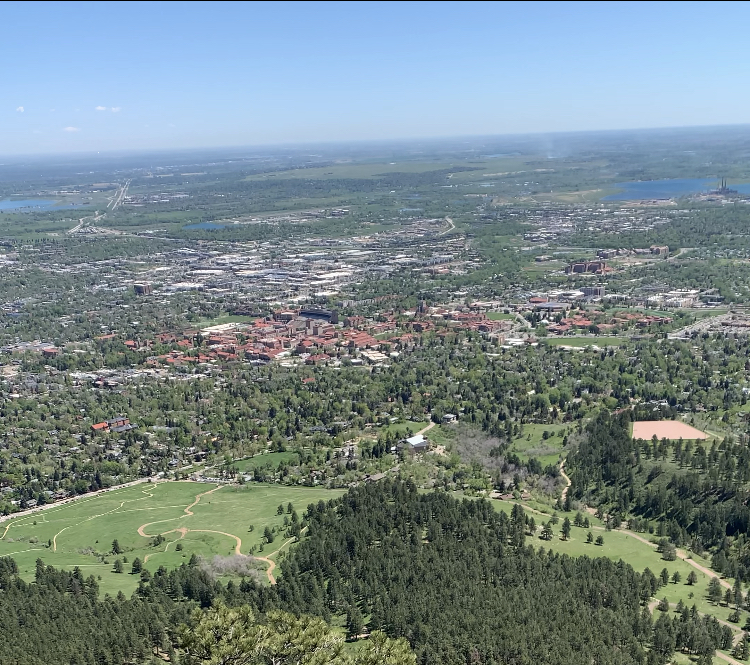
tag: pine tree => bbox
[708,576,723,604]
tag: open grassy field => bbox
[486,312,516,321]
[0,481,343,596]
[491,498,749,631]
[510,423,568,467]
[381,420,428,437]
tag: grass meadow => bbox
[0,481,343,595]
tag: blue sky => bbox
[3,1,750,154]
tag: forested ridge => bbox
[569,410,750,581]
[0,481,739,664]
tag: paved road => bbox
[111,179,131,210]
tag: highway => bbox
[68,211,106,234]
[109,178,131,210]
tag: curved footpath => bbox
[556,460,732,591]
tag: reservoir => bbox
[603,178,750,200]
[0,199,58,210]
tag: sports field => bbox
[632,421,708,440]
[0,481,343,595]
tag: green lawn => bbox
[486,312,516,321]
[0,481,343,595]
[381,420,428,437]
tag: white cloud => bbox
[111,107,121,112]
[63,126,80,133]
[95,105,107,111]
[16,106,24,113]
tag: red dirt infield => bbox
[632,421,708,441]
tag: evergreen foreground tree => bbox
[179,603,415,665]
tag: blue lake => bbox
[603,179,750,200]
[183,222,225,230]
[0,199,58,210]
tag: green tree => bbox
[733,634,749,661]
[131,557,142,574]
[671,571,681,585]
[346,605,364,640]
[179,603,415,665]
[586,531,594,543]
[264,526,275,544]
[561,517,571,541]
[113,559,123,574]
[687,570,698,585]
[595,535,604,546]
[708,576,723,604]
[111,539,123,555]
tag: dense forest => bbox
[268,482,725,665]
[569,410,750,581]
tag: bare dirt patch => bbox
[632,421,707,441]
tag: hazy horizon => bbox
[5,1,750,155]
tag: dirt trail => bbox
[717,652,745,665]
[527,461,729,593]
[254,556,277,584]
[494,488,732,593]
[559,460,571,503]
[416,421,435,437]
[134,485,305,586]
[183,486,223,516]
[253,531,306,585]
[143,527,242,563]
[676,547,731,590]
[138,485,244,564]
[619,529,731,592]
[137,486,224,538]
